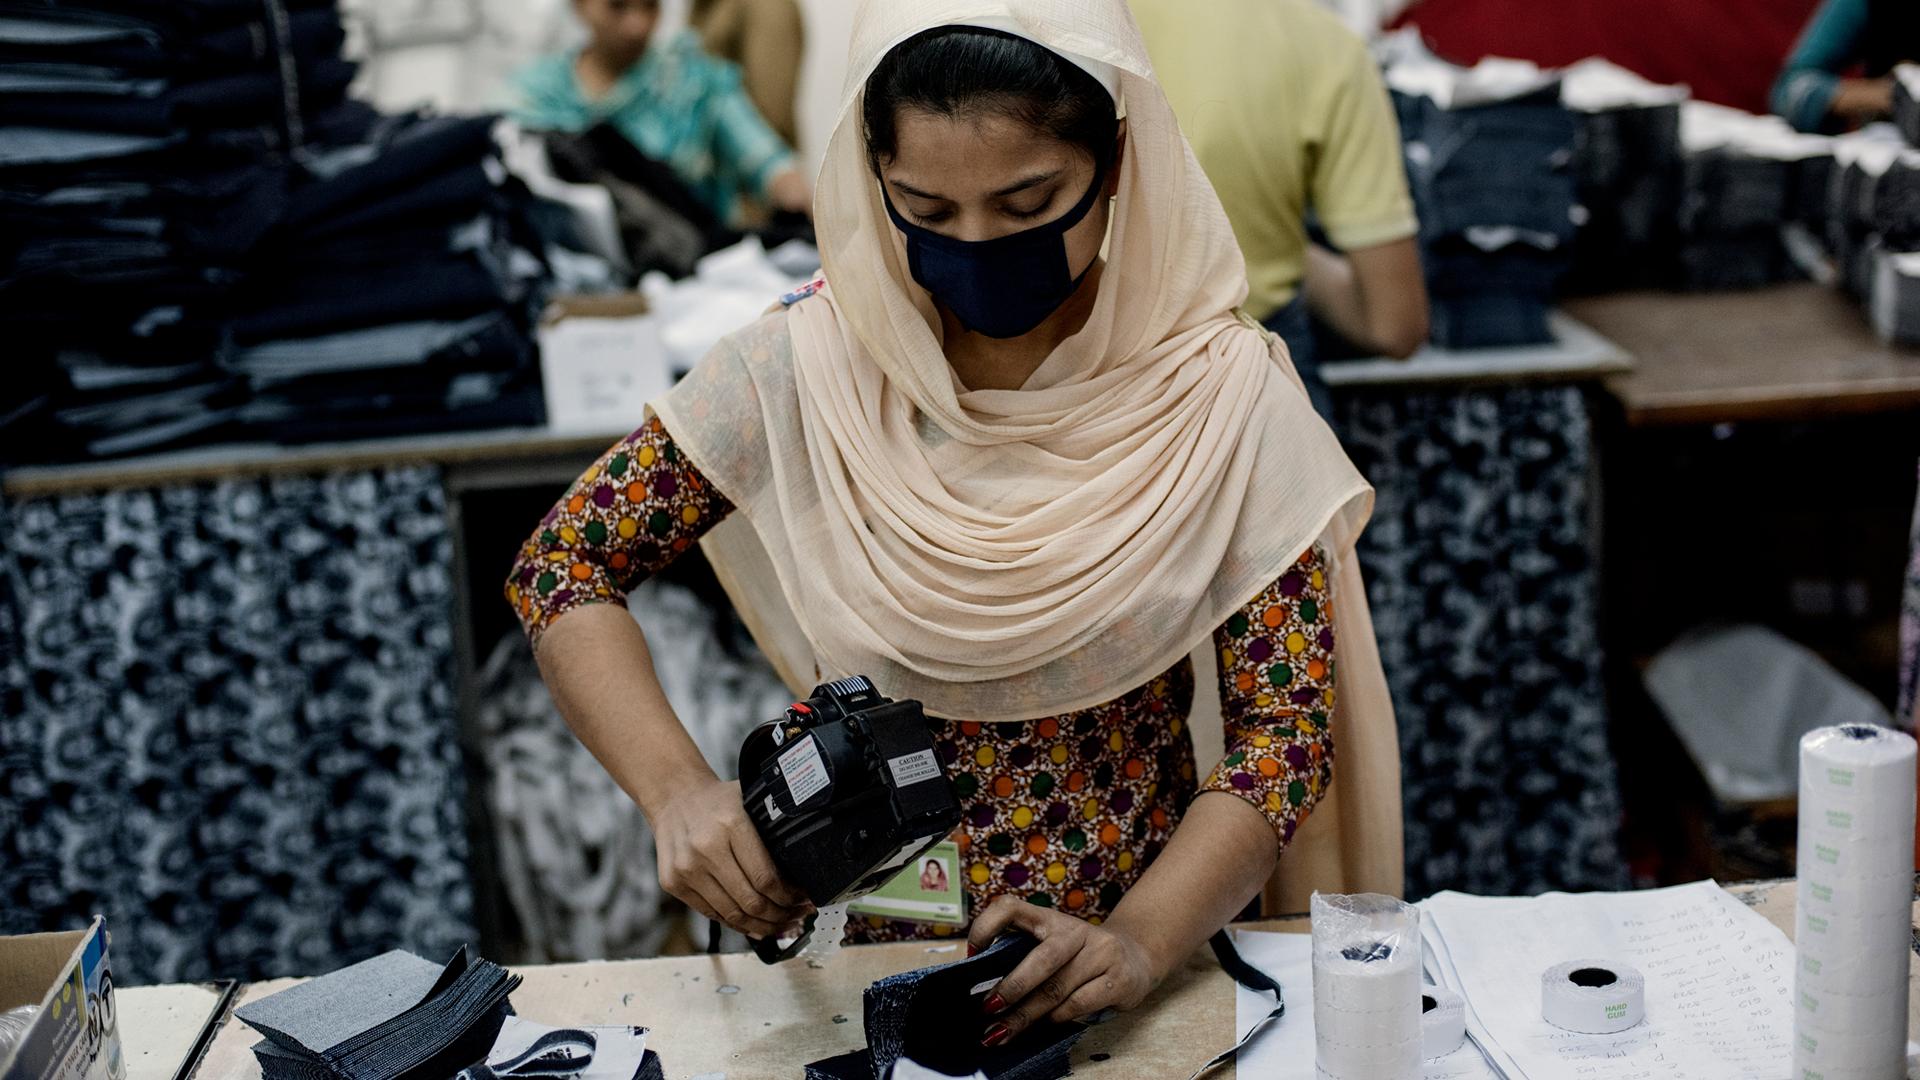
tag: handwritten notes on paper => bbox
[1419,880,1796,1079]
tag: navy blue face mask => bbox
[881,158,1108,340]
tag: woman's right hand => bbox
[648,776,815,939]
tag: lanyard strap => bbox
[1187,930,1287,1080]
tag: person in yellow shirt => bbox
[692,0,805,148]
[1133,0,1428,418]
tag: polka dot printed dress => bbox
[507,416,733,642]
[510,420,1338,938]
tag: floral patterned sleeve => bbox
[505,416,734,648]
[1203,543,1338,849]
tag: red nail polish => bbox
[966,943,978,957]
[982,1024,1010,1048]
[983,993,1005,1014]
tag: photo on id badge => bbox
[847,840,967,927]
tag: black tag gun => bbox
[736,676,962,963]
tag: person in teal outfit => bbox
[1771,0,1918,133]
[513,0,811,224]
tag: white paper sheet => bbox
[1419,881,1798,1080]
[1229,930,1501,1080]
[468,1017,652,1080]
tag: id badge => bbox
[846,840,967,925]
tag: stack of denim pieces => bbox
[225,112,549,445]
[1558,59,1687,292]
[1673,100,1834,291]
[1824,131,1920,301]
[0,1,554,466]
[0,0,366,461]
[236,948,520,1080]
[1387,57,1578,349]
[1825,127,1920,342]
[804,934,1089,1080]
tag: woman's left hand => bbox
[965,896,1163,1048]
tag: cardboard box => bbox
[536,293,672,436]
[0,920,124,1080]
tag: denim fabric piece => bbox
[325,964,519,1080]
[0,126,176,167]
[294,163,499,241]
[1568,102,1682,292]
[242,950,521,1080]
[281,115,499,231]
[863,934,1087,1080]
[230,314,506,380]
[0,69,165,95]
[1394,86,1576,349]
[0,58,357,134]
[236,950,449,1057]
[0,9,343,75]
[0,16,159,48]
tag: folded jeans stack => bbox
[1391,79,1578,349]
[0,0,365,462]
[225,113,550,444]
[0,2,555,465]
[1673,100,1834,291]
[1558,59,1686,292]
[236,948,520,1080]
[1825,130,1920,330]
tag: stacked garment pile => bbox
[1827,130,1920,344]
[0,0,558,466]
[235,948,525,1080]
[1673,101,1833,291]
[1558,59,1687,292]
[226,114,549,445]
[0,0,364,460]
[1386,57,1579,349]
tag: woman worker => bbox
[1772,0,1918,133]
[513,0,810,225]
[507,0,1401,1047]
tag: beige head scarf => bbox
[656,0,1403,902]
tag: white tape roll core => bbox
[1420,986,1467,1060]
[1540,960,1646,1034]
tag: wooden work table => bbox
[1567,283,1920,426]
[123,880,1920,1080]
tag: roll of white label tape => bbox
[1794,725,1916,1079]
[1311,892,1422,1080]
[1420,986,1467,1060]
[1540,960,1646,1034]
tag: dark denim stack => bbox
[1671,102,1835,291]
[1565,99,1682,291]
[0,1,550,465]
[1826,141,1920,301]
[225,113,549,445]
[236,948,520,1080]
[1394,85,1578,349]
[1826,132,1920,342]
[0,0,360,460]
[1675,148,1797,289]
